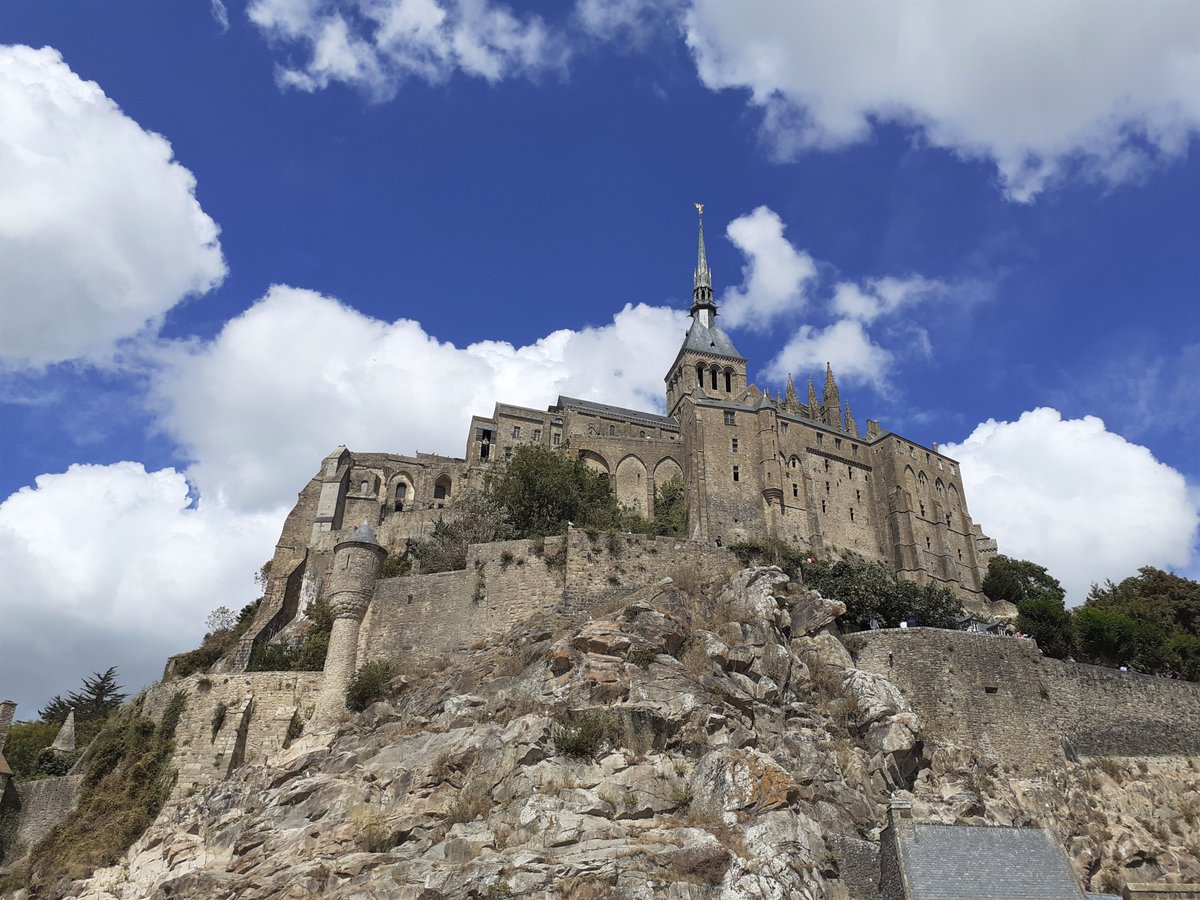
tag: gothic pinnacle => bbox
[807,378,819,417]
[784,374,800,410]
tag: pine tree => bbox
[38,695,73,724]
[66,667,127,722]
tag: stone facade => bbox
[846,628,1200,768]
[13,775,82,852]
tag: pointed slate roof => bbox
[50,710,76,753]
[681,316,742,360]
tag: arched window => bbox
[360,480,369,494]
[434,475,451,502]
[394,483,408,512]
[724,369,732,392]
[697,364,705,386]
[710,366,718,390]
[639,430,646,438]
[609,424,615,436]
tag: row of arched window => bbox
[353,473,453,511]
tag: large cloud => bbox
[248,0,565,98]
[150,286,688,511]
[719,206,818,331]
[682,0,1200,200]
[762,319,892,393]
[0,45,226,368]
[943,408,1199,603]
[0,463,280,713]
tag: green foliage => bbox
[34,747,77,777]
[2,721,59,778]
[729,538,807,578]
[211,702,228,740]
[380,552,411,578]
[485,445,634,538]
[284,711,304,746]
[803,555,963,631]
[24,692,186,888]
[649,476,688,537]
[247,597,334,672]
[1074,567,1200,678]
[550,710,619,759]
[1017,597,1075,659]
[38,667,127,726]
[982,555,1065,606]
[171,599,260,679]
[409,491,515,573]
[346,660,397,712]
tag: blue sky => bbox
[1,0,1198,713]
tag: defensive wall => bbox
[361,530,740,663]
[142,671,322,799]
[13,775,82,852]
[845,629,1200,769]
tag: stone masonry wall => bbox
[562,529,740,605]
[142,672,322,799]
[361,537,566,663]
[14,775,82,852]
[846,629,1200,769]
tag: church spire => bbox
[824,362,843,430]
[691,202,716,320]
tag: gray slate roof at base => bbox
[900,824,1085,900]
[680,317,742,360]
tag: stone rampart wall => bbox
[14,775,82,851]
[845,629,1200,768]
[562,529,739,605]
[361,537,565,663]
[142,672,322,798]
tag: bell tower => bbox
[665,204,748,416]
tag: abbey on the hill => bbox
[279,207,996,601]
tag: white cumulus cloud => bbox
[719,205,818,331]
[684,0,1200,200]
[830,276,946,325]
[248,0,565,98]
[0,45,226,368]
[762,318,892,392]
[943,408,1200,603]
[0,463,280,712]
[150,285,688,511]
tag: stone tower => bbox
[315,522,386,722]
[664,204,748,416]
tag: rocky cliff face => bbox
[57,568,1200,899]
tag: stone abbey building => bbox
[259,207,997,650]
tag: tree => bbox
[409,491,515,573]
[650,476,688,537]
[205,606,237,633]
[982,555,1065,606]
[803,556,963,631]
[67,667,127,722]
[486,445,632,538]
[38,695,74,724]
[1016,597,1075,659]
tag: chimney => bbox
[0,700,16,755]
[887,797,915,838]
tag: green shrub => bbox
[550,710,618,759]
[247,597,333,672]
[346,660,398,712]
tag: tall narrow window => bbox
[533,429,542,441]
[835,438,842,450]
[609,424,615,436]
[512,426,521,439]
[732,465,740,482]
[855,489,861,501]
[821,499,826,513]
[926,536,931,550]
[552,433,561,445]
[711,367,718,390]
[724,370,732,392]
[394,483,407,512]
[825,481,830,494]
[817,433,823,446]
[731,437,739,452]
[792,483,799,498]
[919,501,926,517]
[360,480,368,493]
[850,508,855,522]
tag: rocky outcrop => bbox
[46,567,1200,899]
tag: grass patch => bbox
[550,710,620,759]
[19,691,187,890]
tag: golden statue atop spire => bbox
[694,201,704,216]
